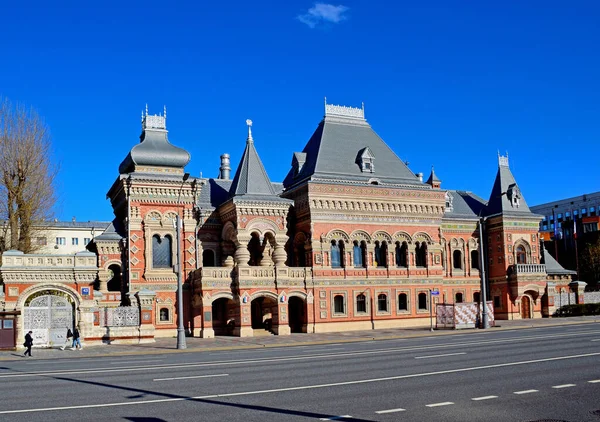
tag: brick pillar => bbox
[237,293,253,337]
[569,281,587,304]
[200,301,214,338]
[275,292,290,335]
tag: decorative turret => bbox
[229,120,278,198]
[118,105,190,174]
[426,166,441,189]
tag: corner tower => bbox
[484,153,544,319]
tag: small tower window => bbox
[356,147,375,173]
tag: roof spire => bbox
[246,119,253,143]
[145,103,148,116]
[164,105,167,122]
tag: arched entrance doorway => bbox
[288,296,306,333]
[212,297,236,336]
[107,263,122,292]
[251,296,278,334]
[521,296,532,319]
[23,290,76,347]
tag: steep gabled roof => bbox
[283,103,425,190]
[443,190,487,220]
[426,167,441,185]
[229,123,277,198]
[484,154,537,218]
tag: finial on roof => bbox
[145,103,148,116]
[164,105,167,121]
[246,119,253,143]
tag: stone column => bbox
[306,291,315,333]
[273,244,287,267]
[234,241,251,267]
[97,269,110,293]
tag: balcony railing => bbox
[510,264,546,275]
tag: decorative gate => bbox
[24,294,73,347]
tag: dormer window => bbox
[445,192,454,212]
[507,184,521,208]
[356,147,375,173]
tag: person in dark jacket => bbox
[23,331,33,357]
[71,326,82,350]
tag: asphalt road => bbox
[1,324,599,422]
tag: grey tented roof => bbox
[119,127,190,174]
[484,156,536,218]
[542,246,577,276]
[426,167,441,184]
[283,114,425,189]
[229,134,277,198]
[444,190,487,219]
[91,222,123,242]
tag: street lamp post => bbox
[175,172,190,349]
[478,217,489,329]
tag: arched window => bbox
[395,241,408,267]
[516,245,527,264]
[353,241,363,267]
[471,250,479,269]
[334,295,345,314]
[248,233,262,266]
[331,241,342,268]
[152,235,172,268]
[418,292,428,310]
[202,249,215,267]
[375,241,388,267]
[107,264,121,292]
[453,250,462,269]
[159,308,169,322]
[398,293,408,311]
[473,292,481,303]
[356,294,367,313]
[377,294,388,312]
[415,242,427,267]
[455,292,463,303]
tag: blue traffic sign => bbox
[431,291,440,296]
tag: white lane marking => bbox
[301,348,345,353]
[472,395,498,401]
[552,384,576,389]
[1,352,599,415]
[3,329,599,379]
[375,408,406,414]
[591,339,600,342]
[589,380,600,383]
[514,390,538,395]
[319,416,352,420]
[426,402,454,407]
[415,352,466,359]
[154,374,229,382]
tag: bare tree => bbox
[580,237,600,287]
[0,97,57,253]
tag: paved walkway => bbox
[3,316,598,361]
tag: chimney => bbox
[72,216,76,223]
[219,153,231,180]
[417,172,423,182]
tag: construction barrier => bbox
[436,301,494,329]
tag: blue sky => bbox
[1,1,599,222]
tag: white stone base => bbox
[200,328,215,338]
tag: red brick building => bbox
[90,102,571,338]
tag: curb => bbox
[1,319,597,362]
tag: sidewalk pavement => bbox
[2,316,598,361]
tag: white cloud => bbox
[297,3,349,28]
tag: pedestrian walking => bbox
[23,331,33,357]
[60,327,73,350]
[72,326,82,350]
